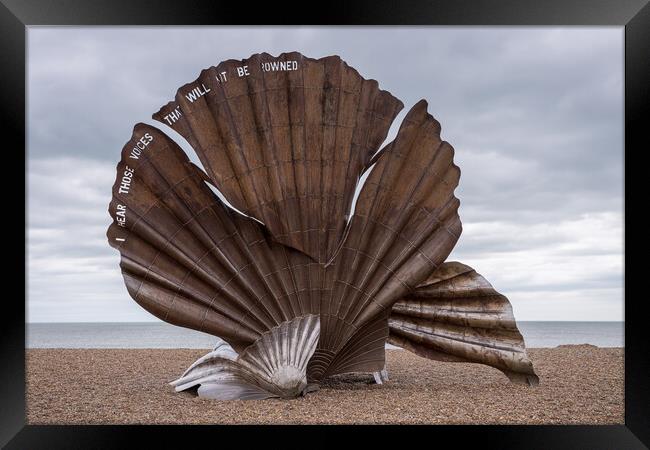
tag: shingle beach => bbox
[26,346,623,425]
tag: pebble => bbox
[26,346,623,424]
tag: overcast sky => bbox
[27,26,623,322]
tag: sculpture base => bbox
[372,368,390,384]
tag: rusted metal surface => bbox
[107,124,316,352]
[153,52,403,264]
[389,262,539,386]
[107,52,537,398]
[307,99,462,380]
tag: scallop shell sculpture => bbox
[107,52,538,400]
[170,315,320,399]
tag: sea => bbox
[26,321,624,349]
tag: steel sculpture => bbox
[107,52,538,400]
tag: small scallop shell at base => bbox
[170,315,320,400]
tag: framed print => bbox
[2,0,648,448]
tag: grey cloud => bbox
[27,27,623,322]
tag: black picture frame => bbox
[2,0,647,447]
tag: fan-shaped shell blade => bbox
[107,123,317,352]
[153,52,404,263]
[308,309,390,381]
[388,261,539,386]
[312,100,462,376]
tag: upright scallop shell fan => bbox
[108,52,538,400]
[153,52,403,264]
